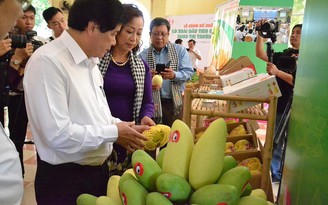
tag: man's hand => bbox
[13,43,33,61]
[151,70,157,78]
[160,67,175,80]
[115,121,149,153]
[0,39,12,56]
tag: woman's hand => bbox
[141,116,156,126]
[266,62,279,76]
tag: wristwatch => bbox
[11,59,21,66]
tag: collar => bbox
[60,30,99,68]
[151,44,169,54]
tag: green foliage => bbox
[188,72,199,83]
[31,0,52,38]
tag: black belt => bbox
[161,98,172,102]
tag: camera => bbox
[255,20,279,43]
[9,30,43,50]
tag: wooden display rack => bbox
[182,87,277,202]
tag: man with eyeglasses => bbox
[140,17,194,127]
[42,7,67,41]
[0,0,28,204]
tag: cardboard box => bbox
[219,56,256,75]
[223,74,281,112]
[194,121,259,149]
[220,68,256,87]
[226,149,263,189]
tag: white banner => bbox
[166,14,215,70]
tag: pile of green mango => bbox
[76,119,273,205]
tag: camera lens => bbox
[9,34,27,48]
[262,22,275,32]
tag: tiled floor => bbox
[3,106,278,205]
[21,128,37,205]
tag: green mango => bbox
[220,155,238,177]
[146,192,173,205]
[131,150,162,191]
[96,196,121,205]
[162,120,194,180]
[119,172,135,192]
[156,147,166,168]
[106,175,121,205]
[120,178,148,205]
[156,172,192,202]
[190,184,239,205]
[217,166,251,197]
[237,196,268,205]
[240,183,252,197]
[250,188,267,201]
[76,193,97,205]
[189,118,227,190]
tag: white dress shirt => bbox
[23,30,121,165]
[188,49,201,69]
[0,125,23,205]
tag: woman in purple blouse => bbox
[98,4,155,175]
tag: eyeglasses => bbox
[150,32,169,38]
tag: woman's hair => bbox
[68,0,126,33]
[122,4,144,53]
[292,24,302,30]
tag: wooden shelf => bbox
[182,87,277,202]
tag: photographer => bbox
[7,4,43,177]
[256,20,302,182]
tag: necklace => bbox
[109,52,130,67]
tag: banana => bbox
[189,118,227,190]
[162,120,194,180]
[106,175,122,205]
[131,149,162,192]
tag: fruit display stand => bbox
[182,88,277,202]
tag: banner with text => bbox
[167,14,215,70]
[210,0,240,71]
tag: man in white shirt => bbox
[0,0,26,204]
[23,0,148,204]
[42,7,67,41]
[187,39,202,71]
